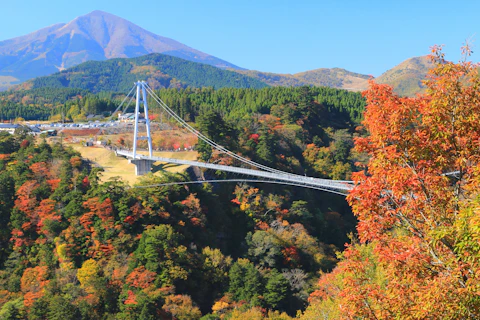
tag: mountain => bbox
[235,57,434,96]
[234,68,370,91]
[375,56,433,96]
[0,9,436,95]
[18,53,268,93]
[0,10,242,87]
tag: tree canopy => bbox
[305,46,480,319]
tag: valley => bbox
[0,6,477,320]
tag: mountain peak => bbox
[0,11,242,85]
[73,10,126,23]
[85,10,114,16]
[375,55,433,96]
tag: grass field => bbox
[71,144,198,185]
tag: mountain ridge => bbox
[375,55,432,96]
[17,53,268,93]
[232,68,370,91]
[0,10,242,85]
[0,10,434,95]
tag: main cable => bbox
[131,179,348,196]
[108,84,136,120]
[144,83,300,177]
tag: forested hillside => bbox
[18,54,267,93]
[302,49,480,319]
[0,88,88,121]
[6,52,478,318]
[0,85,365,127]
[0,83,365,318]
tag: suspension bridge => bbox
[112,81,354,195]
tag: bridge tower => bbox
[132,81,153,158]
[130,81,155,175]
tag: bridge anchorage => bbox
[114,81,354,195]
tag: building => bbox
[118,112,144,123]
[0,124,46,135]
[0,124,21,134]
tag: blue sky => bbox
[1,0,477,76]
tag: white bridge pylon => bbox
[132,81,153,159]
[116,81,354,194]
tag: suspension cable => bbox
[108,84,136,120]
[132,179,348,196]
[144,84,354,185]
[122,94,136,115]
[144,83,300,177]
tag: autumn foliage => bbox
[0,73,365,318]
[307,47,480,319]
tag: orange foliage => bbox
[46,179,61,191]
[126,266,157,289]
[82,176,90,187]
[123,202,146,225]
[111,266,128,288]
[15,180,39,215]
[69,156,82,168]
[124,290,137,305]
[79,211,95,232]
[20,139,30,148]
[181,193,205,227]
[36,199,61,234]
[83,197,114,225]
[21,266,49,307]
[80,197,117,257]
[256,221,269,230]
[10,229,24,247]
[29,162,51,179]
[23,291,44,308]
[312,48,480,318]
[282,246,300,267]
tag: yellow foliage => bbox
[266,310,293,319]
[49,114,62,122]
[235,258,251,267]
[228,307,264,320]
[163,294,201,320]
[168,265,188,281]
[56,243,68,261]
[202,247,232,269]
[77,259,100,293]
[211,301,229,314]
[240,203,250,211]
[299,298,341,320]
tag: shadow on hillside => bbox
[151,162,182,173]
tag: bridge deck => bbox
[116,150,353,192]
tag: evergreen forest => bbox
[24,53,268,93]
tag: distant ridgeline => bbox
[153,86,365,125]
[0,88,89,121]
[0,85,365,125]
[22,53,268,93]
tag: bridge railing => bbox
[116,150,353,192]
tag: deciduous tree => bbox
[310,47,480,318]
